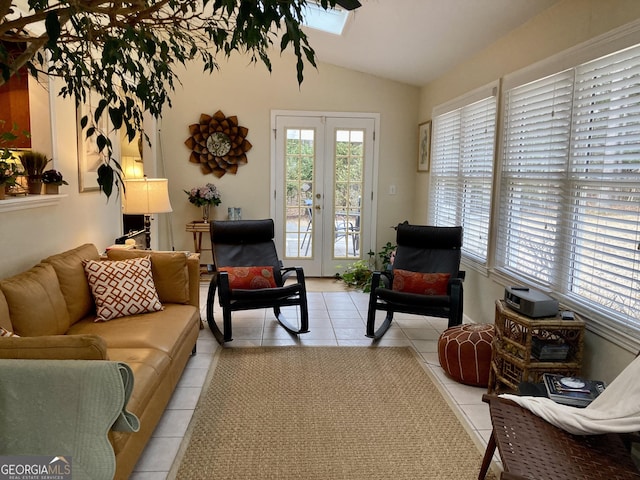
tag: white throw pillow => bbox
[83,257,163,322]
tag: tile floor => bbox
[129,279,500,479]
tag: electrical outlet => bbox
[389,184,396,195]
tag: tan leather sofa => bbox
[0,243,201,480]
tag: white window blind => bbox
[430,110,460,227]
[497,70,574,283]
[568,45,640,329]
[497,44,640,334]
[430,89,497,263]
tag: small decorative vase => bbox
[27,176,43,195]
[202,204,211,223]
[228,207,242,220]
[45,184,59,195]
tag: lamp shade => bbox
[122,178,173,214]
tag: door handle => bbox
[315,205,321,210]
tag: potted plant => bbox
[0,160,20,200]
[20,151,51,194]
[335,242,397,292]
[42,169,69,194]
[185,183,222,222]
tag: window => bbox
[497,44,640,335]
[429,84,498,264]
[301,3,350,35]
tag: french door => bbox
[271,112,377,277]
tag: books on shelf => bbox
[543,373,606,407]
[532,336,570,361]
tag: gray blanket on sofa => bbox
[0,359,139,480]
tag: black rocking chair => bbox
[366,223,465,340]
[205,219,310,343]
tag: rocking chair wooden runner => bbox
[205,219,310,344]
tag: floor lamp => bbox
[122,178,173,249]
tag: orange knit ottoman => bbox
[438,323,494,387]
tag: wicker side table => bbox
[488,299,585,394]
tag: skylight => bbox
[301,3,350,35]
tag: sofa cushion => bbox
[43,244,101,324]
[83,257,163,322]
[0,263,72,336]
[106,250,190,305]
[67,304,199,360]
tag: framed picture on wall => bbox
[418,120,431,172]
[76,98,110,192]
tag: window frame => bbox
[429,81,499,271]
[493,22,640,350]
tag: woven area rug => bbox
[169,347,498,479]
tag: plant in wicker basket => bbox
[20,151,51,194]
[184,110,252,178]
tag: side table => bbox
[488,299,585,394]
[186,221,211,254]
[186,221,213,274]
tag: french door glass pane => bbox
[285,128,314,258]
[333,129,363,259]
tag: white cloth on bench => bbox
[501,355,640,435]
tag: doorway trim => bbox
[270,109,380,275]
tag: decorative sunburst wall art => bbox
[184,110,252,178]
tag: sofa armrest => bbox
[186,253,201,311]
[0,334,108,360]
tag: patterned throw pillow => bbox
[218,266,277,290]
[0,326,19,337]
[392,269,451,295]
[83,257,163,322]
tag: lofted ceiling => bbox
[303,0,560,87]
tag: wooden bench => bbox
[479,394,640,480]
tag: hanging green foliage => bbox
[0,0,338,198]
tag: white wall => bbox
[0,78,122,278]
[0,52,418,276]
[417,0,640,382]
[155,53,419,264]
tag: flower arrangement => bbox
[0,160,20,186]
[42,169,69,186]
[185,183,222,207]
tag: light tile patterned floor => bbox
[129,280,499,479]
